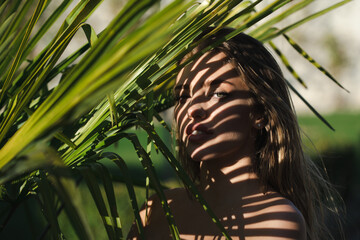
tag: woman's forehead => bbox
[175,51,245,91]
[174,52,249,91]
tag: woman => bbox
[128,28,340,239]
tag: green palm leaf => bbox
[282,34,349,92]
[79,165,117,239]
[101,152,144,239]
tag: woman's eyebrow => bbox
[174,84,189,91]
[205,78,235,87]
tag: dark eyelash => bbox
[213,92,229,98]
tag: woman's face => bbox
[174,51,257,162]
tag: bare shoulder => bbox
[127,188,191,239]
[241,192,306,240]
[141,188,190,225]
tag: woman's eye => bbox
[212,92,228,98]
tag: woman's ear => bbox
[251,104,267,129]
[253,116,266,129]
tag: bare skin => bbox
[127,51,306,240]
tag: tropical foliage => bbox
[0,0,351,239]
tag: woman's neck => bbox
[199,155,264,206]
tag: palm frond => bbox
[258,0,353,42]
[101,152,145,239]
[48,168,94,240]
[269,40,308,88]
[282,34,349,92]
[79,165,118,239]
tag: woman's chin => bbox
[190,151,217,162]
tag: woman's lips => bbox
[186,124,212,143]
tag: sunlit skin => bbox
[174,51,256,163]
[127,51,306,240]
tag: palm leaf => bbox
[102,152,145,240]
[0,0,46,104]
[269,40,308,88]
[37,171,62,240]
[47,168,94,240]
[97,163,124,239]
[79,165,116,239]
[286,80,335,131]
[250,0,314,38]
[258,0,353,42]
[123,132,180,239]
[21,0,73,63]
[0,0,190,168]
[282,34,349,92]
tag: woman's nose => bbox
[187,103,206,120]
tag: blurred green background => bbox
[1,111,359,239]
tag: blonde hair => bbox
[175,27,342,239]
